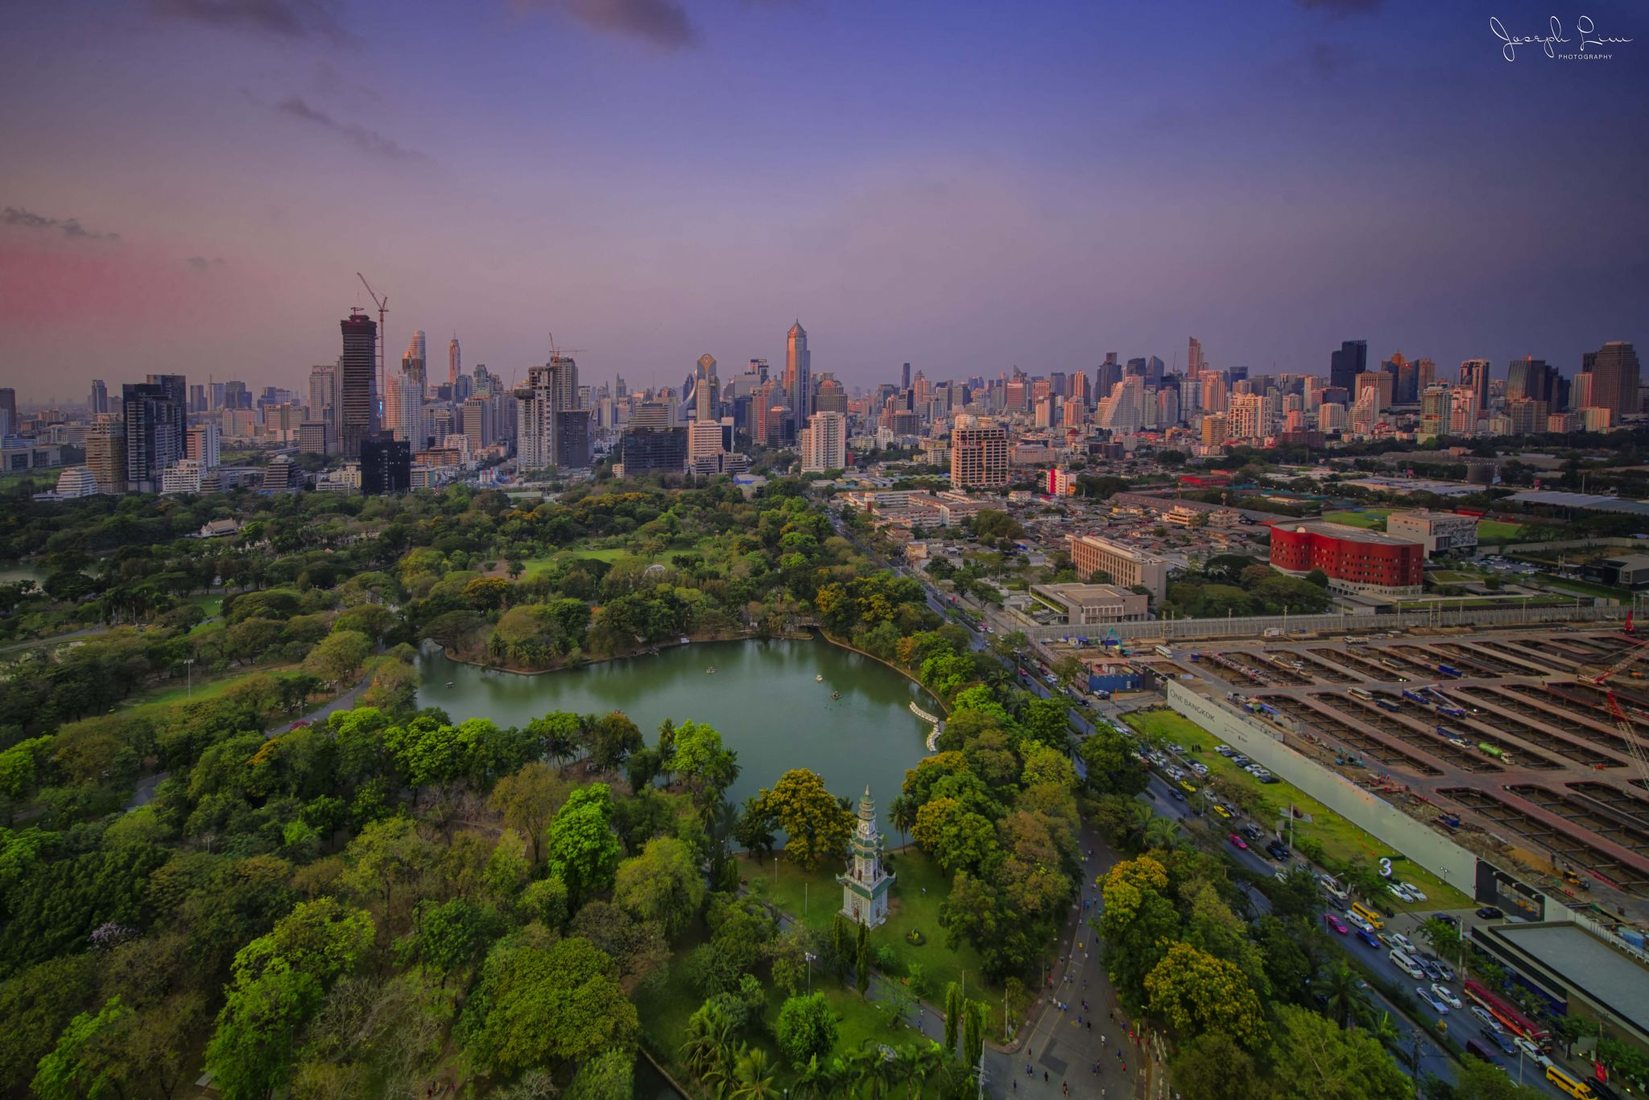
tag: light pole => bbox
[804,951,816,993]
[185,656,196,699]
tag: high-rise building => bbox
[1096,359,1122,399]
[1458,359,1491,415]
[145,374,187,459]
[401,330,427,384]
[1228,393,1265,440]
[121,380,186,492]
[1199,372,1228,415]
[814,374,847,416]
[1187,337,1204,381]
[1329,340,1367,393]
[949,416,1009,488]
[693,353,718,422]
[360,434,411,495]
[86,421,126,493]
[448,335,461,386]
[785,321,812,419]
[307,364,338,449]
[515,355,580,470]
[619,426,688,475]
[0,388,15,437]
[1506,357,1558,404]
[89,379,108,416]
[1584,342,1641,421]
[1355,371,1393,412]
[901,362,911,391]
[799,411,847,473]
[1418,384,1451,441]
[186,423,221,468]
[1201,413,1228,447]
[188,384,207,413]
[1382,352,1421,404]
[339,310,379,458]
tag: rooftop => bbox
[1487,921,1649,1039]
[1269,520,1425,547]
[1506,490,1649,518]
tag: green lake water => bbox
[415,637,937,834]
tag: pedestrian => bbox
[1088,1021,1093,1030]
[1044,1071,1049,1084]
[1063,1082,1070,1097]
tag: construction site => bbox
[1106,623,1649,923]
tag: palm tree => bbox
[889,795,916,848]
[679,1003,735,1082]
[1124,800,1156,851]
[1142,815,1182,851]
[731,1046,778,1099]
[1364,1009,1402,1051]
[1316,961,1364,1030]
[791,1054,841,1100]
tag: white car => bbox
[1471,1005,1503,1032]
[1514,1037,1553,1069]
[1346,911,1374,933]
[1416,986,1450,1014]
[1431,984,1462,1009]
[1389,932,1415,953]
[1400,882,1428,902]
[1389,883,1415,902]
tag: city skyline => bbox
[2,1,1646,402]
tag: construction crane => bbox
[546,333,587,361]
[1579,638,1649,790]
[356,273,388,420]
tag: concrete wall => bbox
[1165,680,1479,890]
[1023,601,1624,643]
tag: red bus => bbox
[1463,979,1550,1044]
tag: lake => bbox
[415,637,938,834]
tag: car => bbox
[1432,984,1463,1009]
[1513,1037,1553,1069]
[1426,957,1455,982]
[1417,986,1450,1014]
[1265,840,1290,860]
[1483,1029,1517,1056]
[1241,823,1263,840]
[1228,832,1249,850]
[1389,883,1416,902]
[1436,914,1460,929]
[1388,932,1415,953]
[1355,927,1383,949]
[1471,1006,1503,1032]
[1275,869,1289,883]
[1477,906,1505,920]
[1170,789,1186,801]
[1323,912,1349,934]
[1346,911,1374,933]
[1390,951,1426,979]
[1259,774,1281,783]
[1401,882,1428,902]
[1416,957,1445,982]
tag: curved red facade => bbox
[1269,524,1423,592]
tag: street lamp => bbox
[804,951,817,993]
[185,656,196,699]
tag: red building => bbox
[1268,520,1424,597]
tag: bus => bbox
[1545,1065,1597,1099]
[1350,902,1385,930]
[1402,690,1429,705]
[1462,979,1550,1044]
[1155,645,1174,658]
[1376,698,1401,712]
[1349,687,1374,701]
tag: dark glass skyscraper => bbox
[1584,342,1641,421]
[1330,340,1367,393]
[339,310,379,458]
[360,433,410,495]
[122,380,185,493]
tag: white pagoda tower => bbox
[837,786,895,927]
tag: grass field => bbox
[1475,519,1525,541]
[1533,574,1626,602]
[1322,509,1390,530]
[124,662,299,712]
[739,847,994,1018]
[1123,709,1473,912]
[1427,570,1480,584]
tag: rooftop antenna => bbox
[356,273,388,420]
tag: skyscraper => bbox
[799,411,847,473]
[901,362,911,391]
[1329,340,1367,393]
[785,321,811,419]
[401,330,427,384]
[339,310,379,458]
[1187,337,1204,381]
[145,374,187,460]
[694,353,718,422]
[89,379,108,416]
[515,355,580,470]
[1584,342,1641,420]
[1458,358,1491,415]
[949,417,1009,488]
[448,335,461,386]
[0,388,15,437]
[122,380,186,492]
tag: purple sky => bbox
[1,0,1645,404]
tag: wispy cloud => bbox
[186,256,226,271]
[150,0,350,43]
[1295,0,1382,15]
[523,0,697,49]
[2,206,121,241]
[275,96,425,161]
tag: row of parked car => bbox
[1213,743,1282,783]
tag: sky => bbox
[1,0,1646,405]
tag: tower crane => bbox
[356,273,388,420]
[1579,637,1649,791]
[546,333,588,361]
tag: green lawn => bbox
[739,848,1000,1027]
[1123,709,1473,912]
[1322,509,1390,530]
[1427,571,1480,585]
[1532,574,1626,602]
[124,662,299,712]
[1475,519,1524,541]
